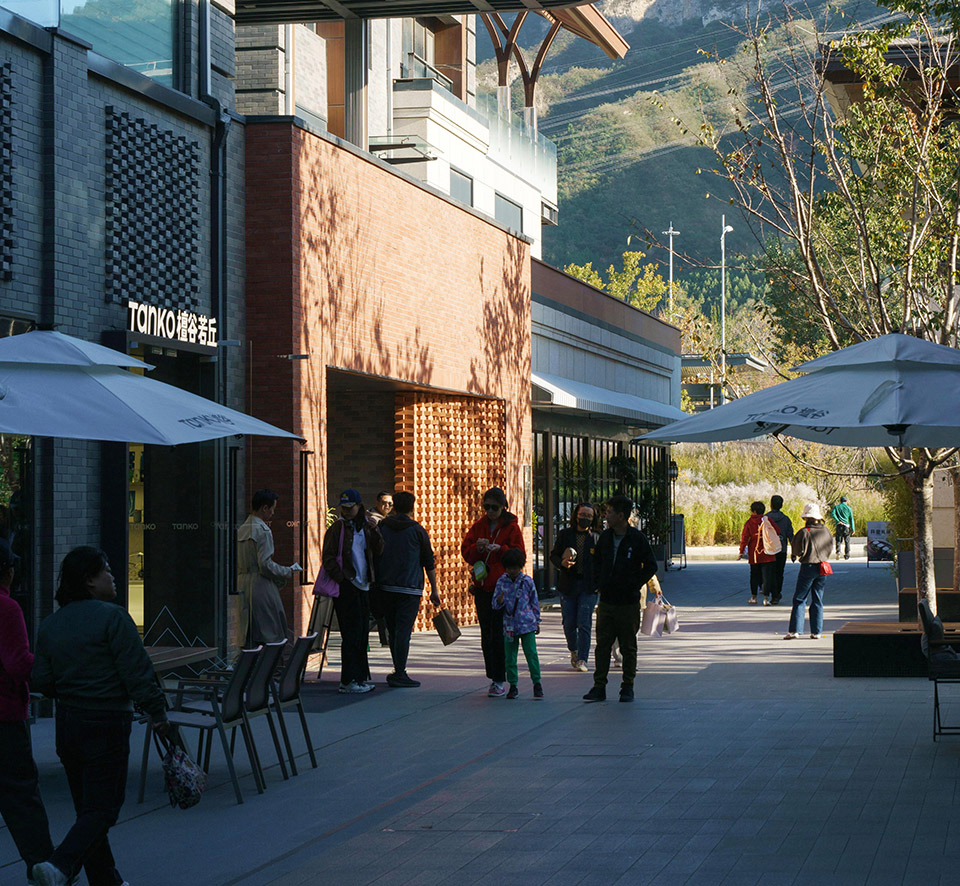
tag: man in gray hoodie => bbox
[376,492,441,687]
[767,495,795,605]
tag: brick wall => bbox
[246,122,532,634]
[326,389,396,499]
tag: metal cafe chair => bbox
[137,645,261,805]
[271,633,319,776]
[919,600,960,741]
[238,640,291,788]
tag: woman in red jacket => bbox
[461,487,525,698]
[0,537,54,883]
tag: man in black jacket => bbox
[584,495,658,703]
[376,491,441,687]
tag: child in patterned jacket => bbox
[493,547,542,699]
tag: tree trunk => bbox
[909,455,937,616]
[954,465,960,593]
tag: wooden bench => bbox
[833,621,960,677]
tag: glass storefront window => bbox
[532,431,670,595]
[126,346,217,645]
[61,0,176,86]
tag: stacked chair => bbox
[138,635,320,805]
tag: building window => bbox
[61,0,177,87]
[494,193,522,232]
[450,169,473,207]
[401,17,452,91]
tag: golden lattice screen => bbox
[395,392,507,631]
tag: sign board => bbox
[127,300,218,348]
[866,521,893,562]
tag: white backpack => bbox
[760,515,782,555]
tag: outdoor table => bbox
[146,645,218,673]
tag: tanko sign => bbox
[127,300,218,348]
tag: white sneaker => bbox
[576,660,589,672]
[570,650,579,668]
[810,633,823,639]
[488,681,506,697]
[338,681,374,694]
[783,633,800,640]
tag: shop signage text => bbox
[127,300,218,348]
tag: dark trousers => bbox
[593,601,641,689]
[50,706,132,886]
[0,720,54,877]
[334,581,371,684]
[772,550,788,600]
[748,563,762,597]
[382,591,422,676]
[474,589,506,683]
[836,526,851,558]
[760,561,779,601]
[560,577,598,663]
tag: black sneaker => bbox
[533,682,543,699]
[619,686,634,703]
[583,685,606,702]
[507,684,519,699]
[387,673,421,688]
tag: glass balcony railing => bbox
[475,91,557,200]
[6,0,175,87]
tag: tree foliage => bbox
[564,250,671,313]
[673,0,960,607]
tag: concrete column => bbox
[344,19,367,150]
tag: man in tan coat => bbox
[237,489,301,646]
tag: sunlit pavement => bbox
[5,557,956,886]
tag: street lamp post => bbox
[662,222,679,313]
[720,215,733,405]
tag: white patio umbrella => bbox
[0,330,301,445]
[640,334,960,449]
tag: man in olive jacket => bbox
[584,495,658,703]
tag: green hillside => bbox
[477,0,890,276]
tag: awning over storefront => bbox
[532,372,686,427]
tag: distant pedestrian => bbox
[377,491,441,688]
[322,490,384,694]
[237,489,301,646]
[31,546,169,886]
[767,494,794,603]
[462,487,524,698]
[367,491,394,525]
[830,496,855,560]
[493,547,542,699]
[366,491,394,645]
[784,503,834,640]
[583,495,658,704]
[738,501,766,605]
[0,537,54,885]
[550,502,600,672]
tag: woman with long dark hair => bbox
[31,546,168,886]
[462,487,525,698]
[550,502,600,672]
[321,490,384,694]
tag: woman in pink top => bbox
[0,536,54,882]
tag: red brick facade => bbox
[245,122,532,636]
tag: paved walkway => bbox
[4,557,955,886]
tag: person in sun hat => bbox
[784,503,834,640]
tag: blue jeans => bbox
[789,563,826,635]
[560,579,598,663]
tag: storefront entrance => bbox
[121,346,219,646]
